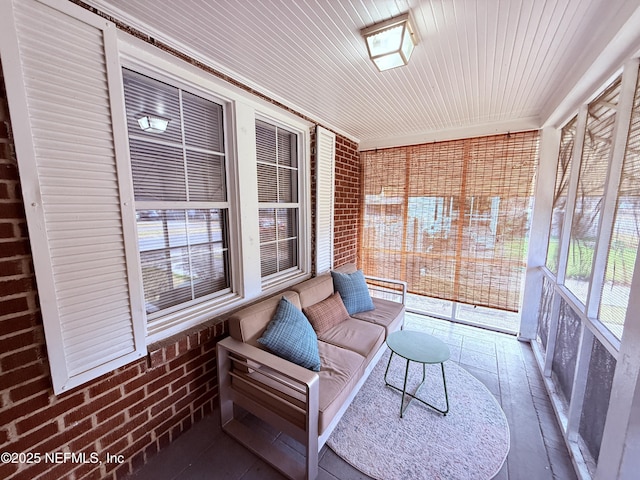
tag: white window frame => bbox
[118,36,313,343]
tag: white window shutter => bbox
[315,126,336,274]
[1,0,146,393]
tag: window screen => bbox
[546,116,578,274]
[565,76,622,304]
[360,131,539,312]
[599,67,640,339]
[123,69,230,315]
[256,120,299,278]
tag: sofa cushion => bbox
[303,292,350,334]
[317,341,366,434]
[352,297,405,335]
[331,269,375,315]
[257,297,321,372]
[228,291,301,346]
[318,318,385,363]
[291,273,335,309]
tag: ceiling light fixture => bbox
[361,12,417,72]
[137,114,170,134]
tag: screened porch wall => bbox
[532,60,640,479]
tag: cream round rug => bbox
[326,349,510,480]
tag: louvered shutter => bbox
[1,0,145,393]
[315,127,336,274]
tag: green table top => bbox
[386,330,450,364]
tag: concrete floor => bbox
[127,314,577,480]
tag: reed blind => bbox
[360,131,539,312]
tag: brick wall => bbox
[334,136,361,267]
[0,29,361,480]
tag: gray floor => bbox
[127,314,577,480]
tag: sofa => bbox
[216,263,406,480]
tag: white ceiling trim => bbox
[359,116,541,151]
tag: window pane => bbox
[257,163,278,202]
[256,121,276,164]
[137,209,229,314]
[278,167,297,202]
[182,91,224,152]
[260,243,277,277]
[122,69,182,144]
[259,209,276,243]
[565,77,621,304]
[546,117,577,273]
[279,239,297,271]
[277,129,297,167]
[599,67,640,339]
[130,139,186,201]
[186,150,226,202]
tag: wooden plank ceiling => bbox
[86,0,640,149]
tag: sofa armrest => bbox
[363,274,407,305]
[217,336,320,479]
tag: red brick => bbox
[95,388,141,424]
[0,222,15,238]
[69,412,125,452]
[0,296,29,317]
[64,388,121,426]
[16,391,84,435]
[1,344,44,371]
[10,375,52,403]
[6,420,58,453]
[0,362,47,392]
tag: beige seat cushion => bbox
[317,341,366,434]
[352,297,405,335]
[318,318,385,363]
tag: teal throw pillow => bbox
[258,297,321,372]
[331,269,375,315]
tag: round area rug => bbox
[326,349,510,480]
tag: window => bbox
[256,120,300,280]
[565,77,622,304]
[122,69,231,317]
[598,66,640,339]
[545,116,577,274]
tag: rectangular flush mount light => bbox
[137,114,170,134]
[361,12,417,72]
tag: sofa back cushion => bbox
[228,291,301,346]
[291,273,335,309]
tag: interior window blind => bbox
[565,76,622,305]
[361,131,539,312]
[256,120,299,278]
[546,116,578,274]
[122,69,230,317]
[599,66,640,339]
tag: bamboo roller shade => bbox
[360,131,540,312]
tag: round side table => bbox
[384,330,450,418]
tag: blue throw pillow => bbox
[331,269,375,315]
[258,297,321,372]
